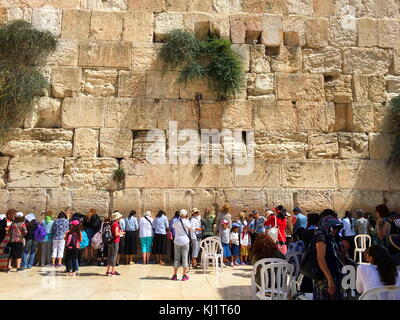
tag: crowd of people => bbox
[1,202,400,299]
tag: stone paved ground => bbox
[0,264,252,300]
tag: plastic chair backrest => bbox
[260,262,294,300]
[200,237,222,255]
[354,234,371,251]
[359,286,400,300]
[285,252,302,280]
[252,258,287,276]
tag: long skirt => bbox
[152,233,167,255]
[125,231,138,255]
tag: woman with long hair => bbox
[84,209,102,265]
[356,245,400,297]
[375,204,392,249]
[152,210,169,265]
[0,209,16,244]
[124,210,139,264]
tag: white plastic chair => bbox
[285,252,304,297]
[354,235,371,264]
[256,262,294,300]
[251,258,286,300]
[359,286,400,300]
[200,237,223,274]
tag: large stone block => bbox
[247,73,275,96]
[62,97,105,128]
[112,189,141,216]
[221,99,253,130]
[270,46,302,73]
[297,102,335,132]
[145,71,180,99]
[167,189,193,216]
[51,67,82,98]
[347,102,375,133]
[123,12,153,43]
[333,190,384,214]
[72,190,110,215]
[24,97,61,129]
[31,7,62,36]
[369,133,396,160]
[121,160,178,188]
[282,160,335,188]
[265,189,293,211]
[374,103,396,133]
[0,190,9,213]
[157,99,199,131]
[324,75,352,103]
[62,10,91,39]
[250,44,271,73]
[73,128,99,157]
[142,189,168,215]
[308,133,339,159]
[48,39,79,66]
[229,18,245,44]
[9,189,46,214]
[276,73,324,101]
[254,100,297,132]
[385,192,400,212]
[99,128,133,158]
[352,74,386,103]
[234,160,281,188]
[8,157,64,188]
[118,71,146,98]
[358,18,378,47]
[328,17,357,48]
[378,19,400,48]
[132,44,163,71]
[338,133,369,159]
[283,16,305,47]
[305,18,329,48]
[179,78,218,100]
[303,48,342,75]
[63,158,119,190]
[7,7,32,23]
[224,188,266,216]
[288,0,313,15]
[293,190,333,213]
[255,132,308,159]
[4,129,73,141]
[1,140,72,157]
[261,15,283,47]
[47,190,72,214]
[313,0,334,17]
[192,189,217,212]
[83,69,118,97]
[154,12,184,41]
[0,158,8,189]
[90,11,123,40]
[231,44,250,72]
[178,165,233,188]
[394,47,400,75]
[386,75,400,94]
[213,0,242,14]
[132,130,167,161]
[199,101,223,130]
[79,40,131,69]
[342,48,391,74]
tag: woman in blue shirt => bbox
[152,210,170,265]
[125,210,139,264]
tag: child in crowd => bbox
[64,220,82,276]
[240,224,251,265]
[230,223,240,266]
[220,220,231,266]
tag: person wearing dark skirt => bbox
[8,212,27,271]
[152,210,169,265]
[124,210,139,264]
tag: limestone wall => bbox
[1,0,400,217]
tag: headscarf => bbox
[318,215,343,236]
[44,215,53,224]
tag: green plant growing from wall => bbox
[113,168,126,183]
[159,29,244,99]
[0,20,58,144]
[389,95,400,169]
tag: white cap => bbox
[25,213,36,222]
[179,209,188,217]
[16,212,24,218]
[144,211,152,217]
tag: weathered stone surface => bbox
[83,69,118,97]
[342,48,391,74]
[254,100,297,132]
[276,73,324,101]
[167,189,193,215]
[47,189,72,214]
[386,75,400,94]
[328,17,357,47]
[83,0,128,10]
[231,44,250,72]
[230,19,245,44]
[121,160,178,188]
[385,192,400,212]
[118,71,146,98]
[132,45,163,71]
[353,74,386,103]
[261,15,283,47]
[8,157,64,188]
[305,18,329,48]
[308,133,339,159]
[338,133,369,159]
[154,12,184,41]
[288,0,313,15]
[313,0,334,17]
[112,188,141,216]
[179,78,218,100]
[10,189,46,213]
[178,165,232,188]
[142,189,168,215]
[62,10,90,39]
[270,46,302,73]
[123,12,153,43]
[337,160,390,190]
[99,128,133,158]
[31,7,62,36]
[297,102,335,132]
[192,188,217,211]
[283,16,305,47]
[247,73,275,96]
[199,101,223,130]
[265,189,293,211]
[158,99,199,130]
[369,133,396,160]
[293,190,333,213]
[234,160,281,188]
[4,129,73,141]
[48,39,79,66]
[221,99,253,130]
[0,190,9,213]
[358,18,378,47]
[213,0,242,14]
[145,71,180,99]
[374,103,396,133]
[71,190,110,215]
[51,67,82,98]
[1,140,72,157]
[63,158,118,189]
[90,11,123,40]
[282,160,335,188]
[0,158,8,189]
[24,97,61,129]
[79,40,131,69]
[303,48,342,75]
[324,75,352,103]
[394,47,400,75]
[132,130,167,161]
[0,8,6,25]
[73,128,99,157]
[255,132,308,159]
[333,190,384,214]
[250,44,271,73]
[224,188,266,216]
[347,102,375,132]
[378,19,400,48]
[62,97,105,128]
[7,7,32,23]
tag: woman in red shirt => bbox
[265,206,287,255]
[106,212,125,277]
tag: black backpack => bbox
[102,224,113,245]
[300,235,324,281]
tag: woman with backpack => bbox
[139,211,154,264]
[21,213,39,270]
[8,212,27,271]
[125,210,139,265]
[95,217,111,266]
[106,212,125,276]
[64,220,82,276]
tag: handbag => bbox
[267,216,279,243]
[91,222,104,250]
[166,231,173,241]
